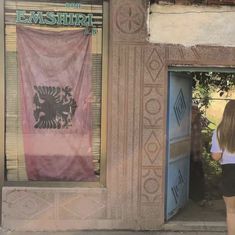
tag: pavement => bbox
[0,231,227,235]
[0,220,227,235]
[0,221,227,235]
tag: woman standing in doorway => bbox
[211,100,235,235]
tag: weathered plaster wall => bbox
[2,0,235,231]
[149,5,235,47]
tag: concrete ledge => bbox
[161,221,227,232]
[0,228,227,235]
[0,221,227,234]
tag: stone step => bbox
[162,221,226,232]
[0,221,227,235]
[0,230,227,235]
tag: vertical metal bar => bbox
[0,0,5,225]
[100,0,109,187]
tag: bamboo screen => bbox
[5,0,103,181]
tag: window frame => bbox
[1,0,108,188]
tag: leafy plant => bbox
[192,72,235,109]
[192,72,235,199]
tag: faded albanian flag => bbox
[16,26,95,181]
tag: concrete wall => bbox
[149,4,235,47]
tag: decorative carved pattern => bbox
[144,178,159,194]
[3,188,107,226]
[171,169,185,205]
[142,129,163,166]
[174,89,186,126]
[166,45,200,62]
[196,46,235,64]
[144,131,161,164]
[143,85,163,129]
[116,3,145,34]
[141,168,162,203]
[191,47,201,60]
[140,47,164,221]
[145,49,163,82]
[4,190,54,220]
[166,45,235,65]
[59,194,106,219]
[112,0,147,42]
[144,84,163,97]
[145,98,160,115]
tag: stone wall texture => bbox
[150,0,235,5]
[2,0,235,231]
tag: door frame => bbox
[169,66,235,73]
[164,66,235,222]
[0,0,5,225]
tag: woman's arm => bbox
[211,130,222,161]
[211,152,222,161]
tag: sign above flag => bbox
[16,9,97,34]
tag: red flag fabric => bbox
[16,26,95,181]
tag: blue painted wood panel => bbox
[165,72,192,220]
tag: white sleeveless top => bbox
[211,130,235,165]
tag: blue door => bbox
[165,72,192,220]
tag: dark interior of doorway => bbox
[169,69,235,222]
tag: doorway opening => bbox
[165,67,235,223]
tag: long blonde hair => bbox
[217,100,235,153]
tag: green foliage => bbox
[202,130,221,177]
[201,131,222,199]
[192,72,235,199]
[191,72,235,109]
[202,148,222,199]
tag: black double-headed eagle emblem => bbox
[33,86,77,129]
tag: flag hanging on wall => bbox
[16,26,95,181]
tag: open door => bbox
[165,72,192,220]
